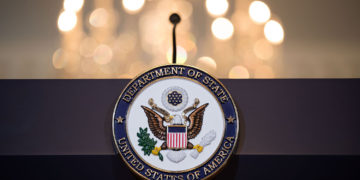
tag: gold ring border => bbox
[125,76,226,172]
[112,64,240,180]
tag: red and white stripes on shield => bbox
[167,126,187,149]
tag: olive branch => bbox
[137,127,163,161]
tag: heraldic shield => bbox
[167,125,187,150]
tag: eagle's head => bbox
[171,114,183,125]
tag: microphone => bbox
[169,13,181,64]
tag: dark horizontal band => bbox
[0,79,359,155]
[0,155,359,179]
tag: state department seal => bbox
[113,64,239,179]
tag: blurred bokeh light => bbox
[196,56,217,73]
[53,0,285,78]
[89,8,109,28]
[63,0,84,12]
[2,0,360,79]
[57,11,77,32]
[206,0,229,17]
[211,18,234,40]
[229,66,250,79]
[167,46,188,64]
[122,0,145,14]
[249,1,270,24]
[264,20,284,44]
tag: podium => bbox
[0,79,359,179]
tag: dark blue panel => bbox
[0,155,359,180]
[0,79,359,155]
[168,126,186,133]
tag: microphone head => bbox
[169,13,181,25]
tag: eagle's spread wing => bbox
[141,106,167,140]
[187,103,209,139]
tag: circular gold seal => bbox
[113,64,239,179]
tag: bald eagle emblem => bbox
[137,97,215,163]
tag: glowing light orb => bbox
[57,11,77,32]
[206,0,229,17]
[228,66,250,79]
[196,56,217,72]
[122,0,145,14]
[93,44,113,65]
[249,1,271,24]
[264,20,284,44]
[167,46,187,64]
[89,8,109,28]
[63,0,84,12]
[211,18,234,40]
[52,48,67,69]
